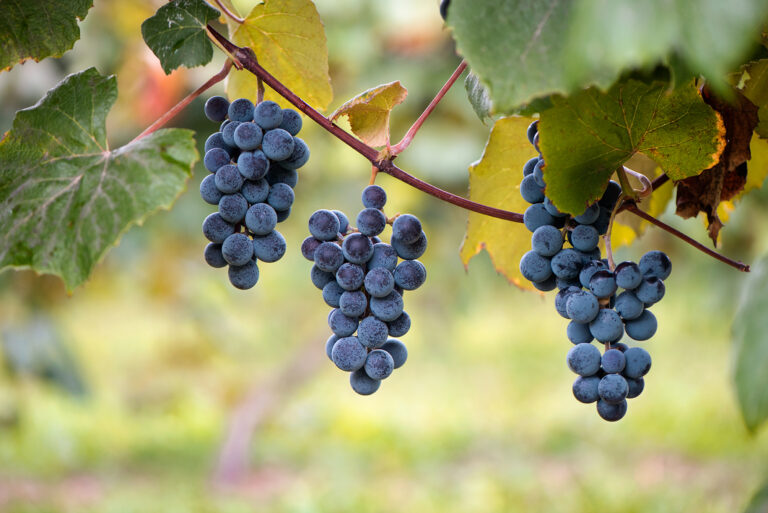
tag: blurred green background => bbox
[2,1,768,512]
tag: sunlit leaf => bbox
[460,117,538,290]
[0,68,198,291]
[227,0,332,110]
[329,82,408,147]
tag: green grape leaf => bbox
[460,116,538,290]
[0,1,93,71]
[141,0,220,75]
[329,82,408,147]
[734,59,768,139]
[539,80,725,215]
[744,479,768,513]
[464,72,494,124]
[732,253,768,433]
[227,0,332,110]
[0,68,197,291]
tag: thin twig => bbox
[621,166,652,197]
[257,77,265,103]
[213,0,245,24]
[205,25,524,222]
[132,60,233,142]
[389,60,468,156]
[623,203,750,272]
[651,173,669,190]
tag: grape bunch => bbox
[199,96,309,289]
[302,185,426,395]
[519,121,671,421]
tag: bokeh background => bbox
[1,1,768,511]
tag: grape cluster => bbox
[519,121,671,421]
[200,96,309,289]
[303,185,426,395]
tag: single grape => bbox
[596,399,627,421]
[565,290,599,323]
[365,349,395,380]
[391,231,427,260]
[601,349,626,374]
[589,309,624,343]
[593,206,612,235]
[350,368,381,395]
[625,310,657,341]
[556,277,581,290]
[228,98,254,122]
[267,183,295,211]
[531,225,563,257]
[579,260,608,288]
[331,336,367,371]
[533,275,557,291]
[253,100,283,130]
[328,309,360,338]
[200,174,223,205]
[615,261,643,289]
[531,159,546,188]
[369,243,398,272]
[626,377,645,398]
[253,230,287,262]
[311,264,335,290]
[520,175,545,204]
[387,313,411,337]
[267,165,299,188]
[598,374,628,404]
[599,180,622,210]
[205,132,234,155]
[358,316,389,349]
[241,178,270,204]
[314,242,345,272]
[245,203,277,236]
[204,243,227,268]
[566,343,602,376]
[523,204,555,232]
[589,270,617,298]
[237,151,269,181]
[574,203,600,224]
[333,211,350,235]
[382,339,408,368]
[233,122,263,151]
[336,262,365,291]
[215,164,244,194]
[362,185,387,209]
[573,375,600,403]
[202,212,235,243]
[439,0,451,20]
[339,290,367,318]
[551,248,584,280]
[567,320,594,344]
[571,224,599,252]
[204,96,229,122]
[221,120,241,147]
[204,148,231,173]
[357,208,387,237]
[639,250,672,280]
[279,108,302,135]
[308,210,341,241]
[325,334,339,361]
[527,120,539,145]
[342,233,375,264]
[543,197,567,217]
[322,281,345,308]
[394,260,426,290]
[369,291,404,321]
[614,291,644,320]
[623,347,652,378]
[555,286,582,319]
[635,276,665,305]
[228,260,259,289]
[523,156,539,176]
[222,233,254,266]
[365,268,395,298]
[281,137,310,170]
[218,193,249,223]
[392,214,422,244]
[519,250,552,283]
[262,128,295,161]
[579,248,602,263]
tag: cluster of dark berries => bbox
[200,96,308,289]
[519,120,671,421]
[302,185,427,394]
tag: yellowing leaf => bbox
[227,0,332,110]
[743,137,768,197]
[460,117,538,290]
[329,82,408,148]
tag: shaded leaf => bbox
[227,0,332,110]
[0,1,93,71]
[0,68,198,291]
[734,59,768,139]
[539,79,725,215]
[676,88,759,243]
[464,72,493,124]
[141,0,220,75]
[329,82,408,147]
[460,117,538,290]
[732,253,768,433]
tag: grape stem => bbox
[131,60,233,143]
[388,60,468,156]
[211,0,245,24]
[621,166,652,197]
[603,191,624,272]
[203,25,750,270]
